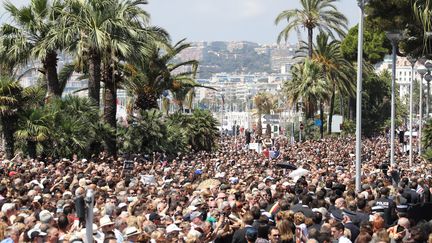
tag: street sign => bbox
[314,119,322,127]
[300,123,304,130]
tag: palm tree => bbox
[275,0,348,57]
[253,92,278,137]
[297,33,355,133]
[123,39,199,112]
[16,108,51,158]
[58,0,166,106]
[0,77,23,159]
[285,59,330,138]
[1,0,67,98]
[186,109,219,152]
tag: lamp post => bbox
[220,94,225,141]
[386,30,402,167]
[417,65,427,155]
[425,61,432,118]
[407,56,417,167]
[355,0,367,192]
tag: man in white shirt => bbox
[331,222,351,243]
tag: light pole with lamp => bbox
[355,0,367,192]
[386,30,402,167]
[407,56,417,167]
[417,65,428,155]
[425,61,432,118]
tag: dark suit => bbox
[344,222,360,242]
[232,225,253,243]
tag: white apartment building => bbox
[375,55,421,102]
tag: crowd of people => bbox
[0,134,432,243]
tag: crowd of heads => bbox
[0,135,432,243]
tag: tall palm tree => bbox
[58,0,166,106]
[297,33,355,133]
[1,0,66,99]
[0,77,23,159]
[253,92,278,137]
[275,0,348,57]
[285,59,330,138]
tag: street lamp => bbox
[355,0,368,192]
[416,65,427,155]
[386,30,402,167]
[425,61,432,118]
[407,56,417,167]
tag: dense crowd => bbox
[0,135,432,243]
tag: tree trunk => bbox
[319,101,324,139]
[2,116,15,159]
[44,51,61,99]
[349,97,356,120]
[328,86,336,134]
[257,112,262,137]
[103,65,117,156]
[178,102,184,113]
[88,51,101,107]
[27,140,37,159]
[308,28,313,58]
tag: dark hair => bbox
[332,222,344,232]
[250,206,261,220]
[357,198,366,210]
[279,200,290,211]
[355,232,372,243]
[57,214,69,230]
[312,212,322,224]
[317,232,331,243]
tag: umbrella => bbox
[288,168,310,178]
[197,179,221,190]
[275,162,297,170]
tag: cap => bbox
[166,224,181,234]
[8,171,17,177]
[27,228,47,239]
[190,211,202,221]
[149,212,160,222]
[124,226,140,238]
[118,202,127,209]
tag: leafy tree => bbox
[275,0,348,57]
[360,70,407,137]
[423,118,432,161]
[366,0,427,57]
[340,25,389,64]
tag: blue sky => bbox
[2,0,359,44]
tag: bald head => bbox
[398,217,410,229]
[335,198,346,208]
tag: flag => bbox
[417,185,424,194]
